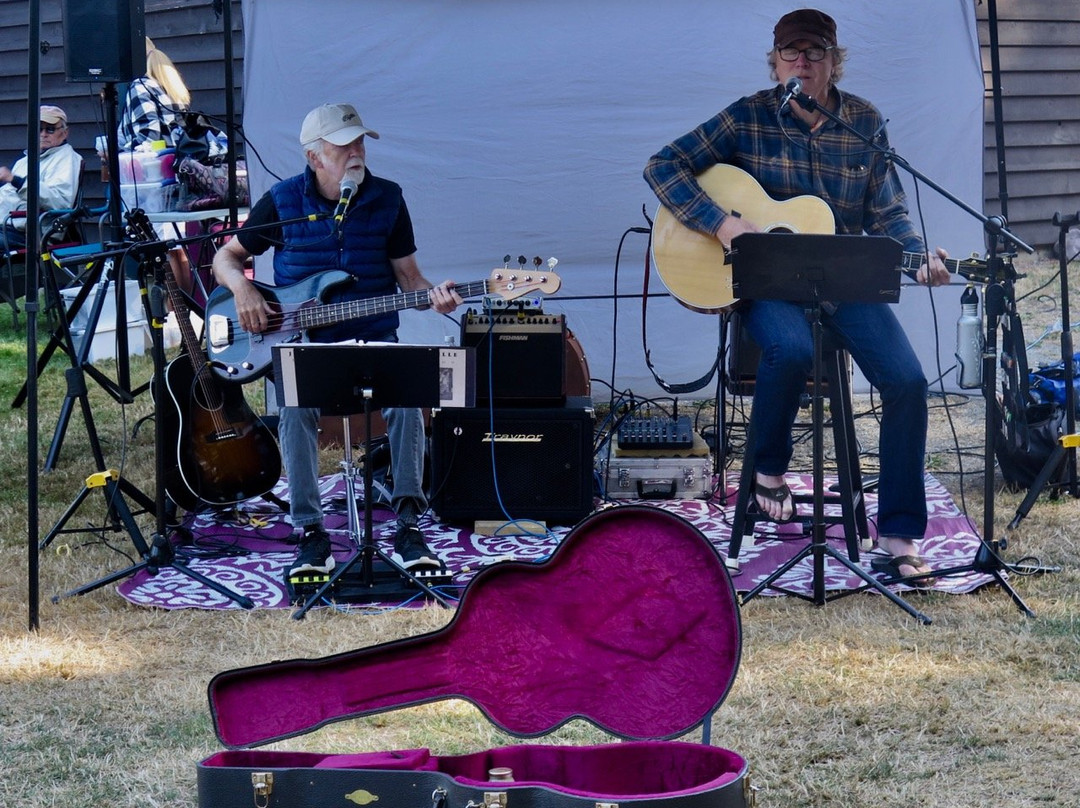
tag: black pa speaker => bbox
[62,0,146,83]
[430,399,594,525]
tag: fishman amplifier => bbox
[461,311,566,406]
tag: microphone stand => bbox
[788,87,1039,614]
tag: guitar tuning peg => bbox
[547,257,558,270]
[502,254,511,266]
[533,256,543,269]
[517,255,527,268]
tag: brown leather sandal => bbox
[870,554,934,588]
[752,480,797,523]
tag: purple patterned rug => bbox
[116,473,994,610]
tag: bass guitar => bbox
[126,210,282,512]
[204,268,562,383]
[651,162,994,313]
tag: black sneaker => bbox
[393,524,441,572]
[288,528,335,576]
[397,499,422,528]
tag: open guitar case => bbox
[199,505,752,807]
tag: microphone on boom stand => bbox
[780,76,801,111]
[333,177,358,237]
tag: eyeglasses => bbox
[777,46,834,62]
[39,124,64,134]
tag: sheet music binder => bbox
[273,342,476,414]
[730,233,903,305]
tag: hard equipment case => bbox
[597,456,714,500]
[199,505,751,807]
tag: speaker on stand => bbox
[62,0,146,84]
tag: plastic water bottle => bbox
[955,283,983,389]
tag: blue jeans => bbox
[742,299,929,540]
[277,335,428,530]
[2,224,26,250]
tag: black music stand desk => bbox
[274,342,475,617]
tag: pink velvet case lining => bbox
[208,505,743,749]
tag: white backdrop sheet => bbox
[240,0,985,399]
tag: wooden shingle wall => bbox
[977,0,1080,251]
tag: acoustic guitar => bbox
[651,163,994,313]
[204,268,562,383]
[126,210,282,512]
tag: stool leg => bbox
[727,416,759,572]
[827,349,870,559]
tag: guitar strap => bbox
[641,230,721,395]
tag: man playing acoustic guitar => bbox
[644,9,950,586]
[213,103,462,577]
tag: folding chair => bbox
[1,158,86,325]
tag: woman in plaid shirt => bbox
[118,37,191,151]
[645,9,950,586]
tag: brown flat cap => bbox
[773,9,837,48]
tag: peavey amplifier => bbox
[462,310,566,406]
[430,398,594,524]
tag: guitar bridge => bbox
[207,315,231,353]
[209,429,241,443]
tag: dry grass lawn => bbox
[1,251,1078,807]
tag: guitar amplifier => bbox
[461,310,566,406]
[429,398,594,524]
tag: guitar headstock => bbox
[955,252,1019,284]
[124,208,156,244]
[487,266,561,299]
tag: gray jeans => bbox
[278,404,428,529]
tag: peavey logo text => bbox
[483,432,543,443]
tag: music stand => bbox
[274,342,475,618]
[730,233,932,624]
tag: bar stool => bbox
[726,327,870,573]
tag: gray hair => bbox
[304,138,326,168]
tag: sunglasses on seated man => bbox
[777,46,834,62]
[39,123,65,134]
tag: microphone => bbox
[780,77,801,110]
[333,177,359,230]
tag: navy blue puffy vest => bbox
[270,168,403,342]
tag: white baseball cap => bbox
[300,103,380,147]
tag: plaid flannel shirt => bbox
[644,85,925,255]
[118,77,184,151]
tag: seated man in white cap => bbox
[213,102,463,578]
[1,105,83,249]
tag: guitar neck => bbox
[294,278,491,331]
[900,251,972,278]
